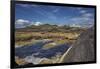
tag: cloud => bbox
[82,13,93,17]
[70,24,81,27]
[15,19,43,28]
[80,10,86,14]
[15,19,31,28]
[17,4,39,8]
[69,12,94,28]
[15,19,29,24]
[76,7,83,10]
[53,9,59,13]
[78,8,93,18]
[18,4,29,7]
[35,8,57,21]
[34,22,42,26]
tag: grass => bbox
[15,39,38,47]
[15,57,28,65]
[39,53,62,64]
[42,42,57,50]
[42,39,76,50]
[15,32,33,41]
[15,32,79,47]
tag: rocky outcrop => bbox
[59,27,95,63]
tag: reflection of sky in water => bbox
[15,40,70,59]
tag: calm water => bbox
[15,40,70,58]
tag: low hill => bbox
[16,24,86,33]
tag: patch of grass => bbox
[15,33,33,41]
[15,57,27,65]
[42,42,57,50]
[15,32,79,47]
[55,40,67,44]
[42,39,72,50]
[15,39,37,47]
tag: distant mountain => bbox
[16,24,86,33]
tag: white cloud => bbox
[17,4,30,7]
[15,19,30,28]
[15,19,43,28]
[82,13,93,17]
[15,19,29,24]
[70,24,81,27]
[17,4,39,8]
[36,9,57,20]
[34,22,42,26]
[69,13,94,28]
[80,10,86,14]
[70,17,91,24]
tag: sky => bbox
[15,3,95,28]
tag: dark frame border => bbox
[11,1,97,68]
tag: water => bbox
[15,40,70,59]
[34,44,69,58]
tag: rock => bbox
[24,55,43,64]
[59,27,95,63]
[39,59,53,64]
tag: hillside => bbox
[15,24,86,47]
[16,24,86,33]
